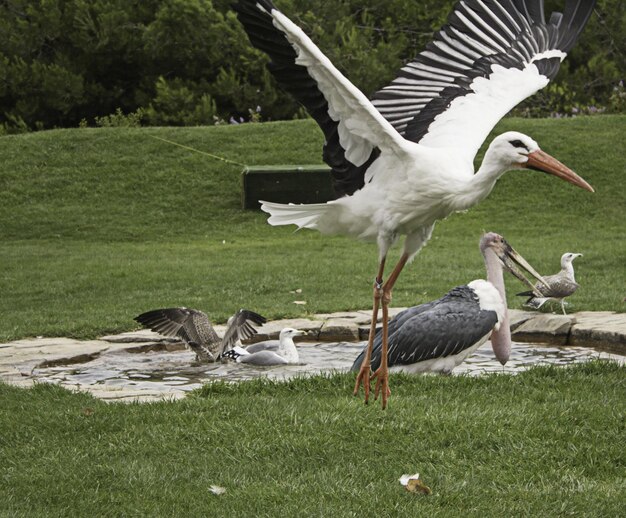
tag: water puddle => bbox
[31,341,624,397]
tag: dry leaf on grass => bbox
[399,473,432,495]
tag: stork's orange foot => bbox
[371,367,391,409]
[353,364,372,404]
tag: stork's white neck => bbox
[455,150,510,211]
[278,335,299,363]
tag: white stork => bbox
[351,232,546,375]
[233,0,595,408]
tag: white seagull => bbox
[222,327,303,365]
[517,252,582,314]
[233,0,595,408]
[134,308,266,362]
[351,232,546,375]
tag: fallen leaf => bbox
[399,473,431,495]
[293,300,307,305]
[209,485,226,495]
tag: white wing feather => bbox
[264,7,411,164]
[419,63,549,163]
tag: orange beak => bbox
[526,150,594,192]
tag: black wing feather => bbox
[232,0,380,197]
[372,0,596,143]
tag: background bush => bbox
[0,0,623,132]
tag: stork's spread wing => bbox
[219,309,267,357]
[373,0,596,163]
[134,307,219,347]
[233,0,410,197]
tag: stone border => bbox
[1,309,624,402]
[98,308,626,355]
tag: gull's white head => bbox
[279,327,303,341]
[561,252,582,269]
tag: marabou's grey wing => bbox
[350,299,441,372]
[352,286,498,372]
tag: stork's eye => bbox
[509,139,529,151]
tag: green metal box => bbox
[241,165,335,209]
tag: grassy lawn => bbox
[1,115,624,342]
[1,362,624,516]
[1,117,624,516]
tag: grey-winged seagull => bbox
[222,328,302,365]
[517,252,582,314]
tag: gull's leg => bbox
[353,259,386,404]
[561,299,567,315]
[372,253,409,409]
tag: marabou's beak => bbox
[496,240,549,296]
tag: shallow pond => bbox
[32,341,624,398]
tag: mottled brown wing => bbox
[219,309,267,357]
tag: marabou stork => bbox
[134,307,266,362]
[233,0,596,408]
[517,252,582,314]
[351,232,546,375]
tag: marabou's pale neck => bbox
[483,248,511,365]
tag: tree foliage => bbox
[0,0,623,132]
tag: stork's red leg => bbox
[353,260,386,404]
[372,292,391,408]
[372,253,409,410]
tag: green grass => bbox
[1,362,624,516]
[1,116,625,341]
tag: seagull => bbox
[134,308,266,362]
[517,252,582,314]
[233,0,595,408]
[221,328,303,365]
[351,232,547,375]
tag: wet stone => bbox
[570,312,626,352]
[319,319,360,342]
[512,314,575,345]
[246,318,323,342]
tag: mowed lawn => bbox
[1,362,625,517]
[0,116,624,516]
[1,115,624,342]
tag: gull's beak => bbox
[497,240,550,295]
[526,150,594,193]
